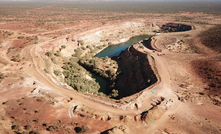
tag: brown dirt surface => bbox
[0,2,221,134]
[198,25,221,53]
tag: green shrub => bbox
[0,72,4,79]
[199,92,206,95]
[44,68,49,74]
[29,130,40,134]
[110,89,118,98]
[61,45,66,49]
[11,56,20,62]
[54,51,61,57]
[86,45,91,49]
[180,39,185,43]
[45,51,53,57]
[62,59,100,94]
[82,46,86,50]
[80,125,89,133]
[17,36,25,39]
[78,40,84,45]
[104,56,109,62]
[51,57,57,64]
[24,125,32,130]
[52,124,59,130]
[11,124,21,130]
[21,131,28,134]
[47,126,53,132]
[73,48,81,57]
[54,70,60,76]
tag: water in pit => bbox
[95,35,152,58]
[92,35,152,94]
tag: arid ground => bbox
[0,1,221,134]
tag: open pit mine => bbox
[0,5,221,134]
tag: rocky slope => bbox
[114,41,158,98]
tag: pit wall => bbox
[142,37,162,52]
[38,20,158,57]
[130,43,160,84]
[115,41,158,99]
[77,21,155,46]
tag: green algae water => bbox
[92,35,152,94]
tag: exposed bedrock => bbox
[113,42,158,99]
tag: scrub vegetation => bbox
[199,25,221,52]
[62,57,100,94]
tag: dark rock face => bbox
[161,23,192,32]
[114,45,158,98]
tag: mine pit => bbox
[79,35,157,99]
[161,23,192,33]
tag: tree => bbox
[104,56,109,62]
[61,45,66,49]
[54,51,61,57]
[54,70,60,76]
[78,40,84,46]
[24,125,32,130]
[0,72,4,79]
[44,68,49,74]
[80,125,89,133]
[110,89,118,98]
[45,51,52,57]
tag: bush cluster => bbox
[54,70,61,76]
[45,51,52,57]
[79,56,119,98]
[79,56,117,81]
[62,58,100,94]
[0,72,4,79]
